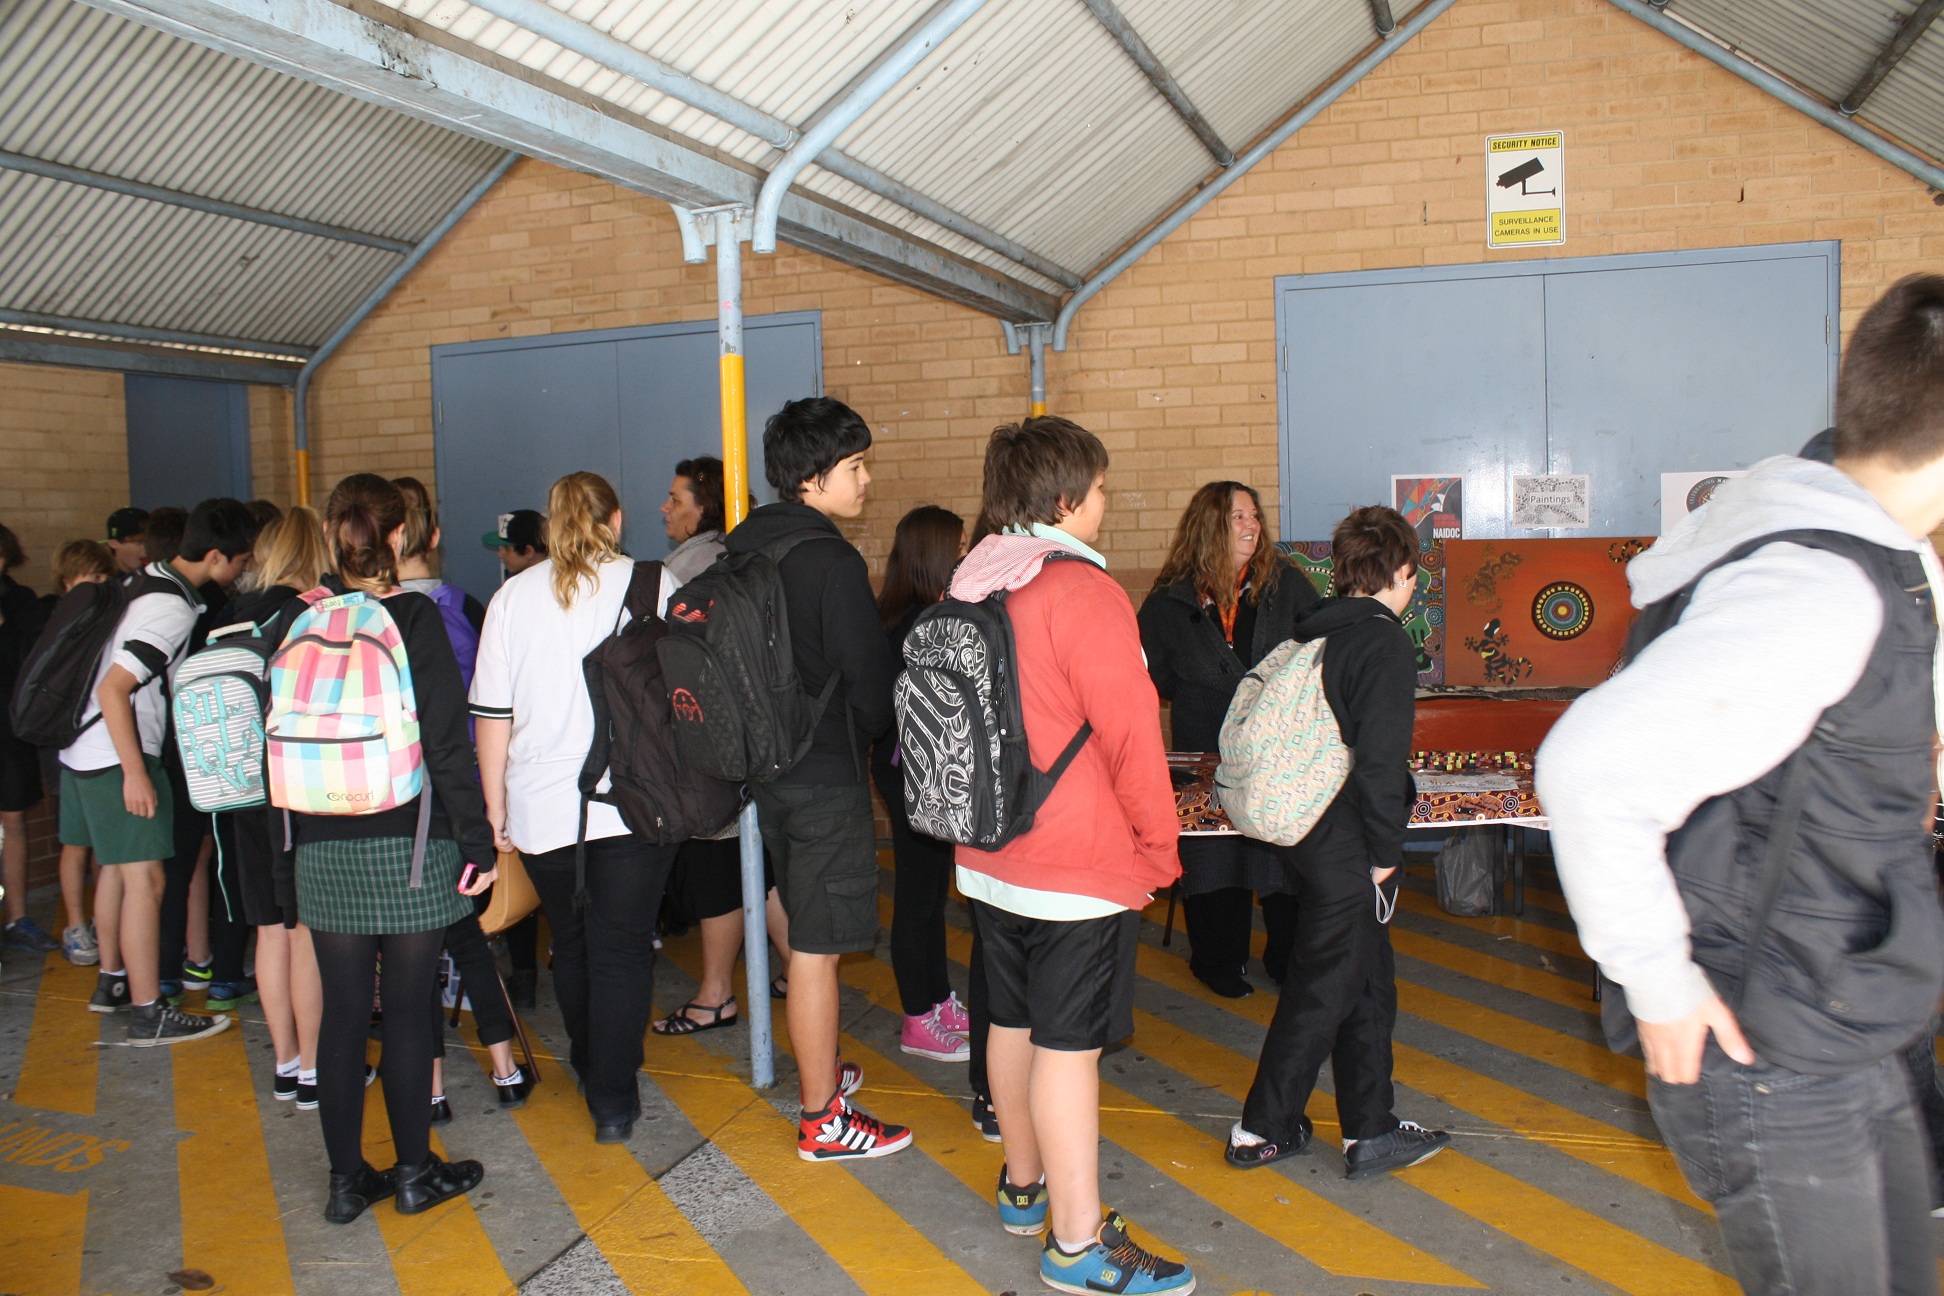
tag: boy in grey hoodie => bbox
[1538,275,1944,1296]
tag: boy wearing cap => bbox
[105,508,148,576]
[482,510,548,577]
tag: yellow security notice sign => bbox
[1487,130,1563,248]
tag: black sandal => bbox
[770,975,788,999]
[653,997,738,1035]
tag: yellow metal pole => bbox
[717,209,749,531]
[294,446,311,508]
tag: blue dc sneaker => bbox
[997,1165,1048,1236]
[1040,1211,1194,1295]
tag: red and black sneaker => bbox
[797,1095,913,1163]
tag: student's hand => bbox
[486,804,515,855]
[123,767,157,819]
[1370,865,1397,883]
[459,867,498,897]
[1639,994,1755,1085]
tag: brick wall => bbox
[253,0,1944,584]
[0,362,127,590]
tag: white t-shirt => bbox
[469,556,675,856]
[62,563,204,771]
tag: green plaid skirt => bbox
[294,836,470,934]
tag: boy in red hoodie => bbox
[952,418,1194,1296]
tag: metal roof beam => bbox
[462,0,1078,287]
[73,0,1059,324]
[1078,0,1234,167]
[0,332,300,385]
[1841,0,1944,116]
[0,308,314,358]
[0,148,415,254]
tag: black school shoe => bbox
[1225,1117,1310,1169]
[1193,966,1254,999]
[1344,1121,1451,1180]
[429,1096,453,1126]
[394,1153,484,1214]
[325,1162,397,1224]
[970,1093,1002,1143]
[494,1068,532,1111]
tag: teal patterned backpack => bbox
[1214,638,1351,846]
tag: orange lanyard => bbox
[1206,572,1249,644]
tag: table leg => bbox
[1162,883,1178,947]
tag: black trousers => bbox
[314,928,444,1176]
[1242,841,1400,1144]
[1901,1021,1944,1206]
[156,753,204,983]
[874,764,955,1017]
[206,822,252,984]
[1184,887,1300,984]
[968,919,990,1098]
[429,913,516,1058]
[525,835,677,1123]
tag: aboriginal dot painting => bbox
[1442,537,1652,687]
[1279,539,1446,687]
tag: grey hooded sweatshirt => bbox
[1536,454,1944,1025]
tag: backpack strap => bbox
[752,529,851,772]
[571,559,666,910]
[408,784,435,889]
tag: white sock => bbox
[1342,1138,1357,1150]
[276,1057,301,1078]
[100,967,125,977]
[1052,1234,1096,1256]
[1229,1121,1266,1148]
[298,1068,317,1086]
[493,1067,524,1087]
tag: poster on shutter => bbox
[1660,470,1746,533]
[1487,131,1564,248]
[1392,475,1464,544]
[1510,474,1592,529]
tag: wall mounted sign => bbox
[1510,474,1592,528]
[1392,474,1464,543]
[1487,131,1564,248]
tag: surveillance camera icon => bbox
[1496,157,1555,196]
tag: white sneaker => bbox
[62,924,99,966]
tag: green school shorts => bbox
[59,756,176,866]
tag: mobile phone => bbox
[457,863,479,893]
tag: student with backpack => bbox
[280,474,492,1223]
[921,417,1192,1294]
[45,540,114,965]
[1540,276,1944,1296]
[0,524,59,958]
[392,478,486,660]
[472,471,698,1144]
[1224,506,1450,1180]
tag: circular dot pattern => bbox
[1532,581,1594,640]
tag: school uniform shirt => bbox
[469,555,675,856]
[61,561,203,771]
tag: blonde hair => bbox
[246,506,330,592]
[54,539,113,590]
[547,471,623,609]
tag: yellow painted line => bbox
[646,1029,990,1296]
[1397,889,1590,961]
[174,1023,296,1294]
[834,948,1478,1289]
[458,1045,745,1295]
[0,1183,87,1296]
[361,1049,517,1296]
[15,952,99,1115]
[1387,927,1595,1014]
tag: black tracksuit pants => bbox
[1242,837,1401,1145]
[1184,887,1301,985]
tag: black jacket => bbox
[1292,596,1417,872]
[725,503,897,786]
[1137,565,1319,753]
[0,574,49,704]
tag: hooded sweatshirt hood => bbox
[1293,594,1400,642]
[951,533,1096,602]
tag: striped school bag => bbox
[171,622,277,813]
[1214,637,1351,846]
[265,587,425,816]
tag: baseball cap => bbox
[482,509,546,552]
[106,507,149,541]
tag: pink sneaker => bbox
[901,1008,970,1062]
[935,992,971,1038]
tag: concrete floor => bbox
[0,857,1926,1296]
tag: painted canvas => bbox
[1443,537,1652,688]
[1280,540,1446,687]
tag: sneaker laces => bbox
[1396,1120,1430,1133]
[1102,1235,1167,1277]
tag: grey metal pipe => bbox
[1841,0,1944,115]
[0,307,313,358]
[466,0,1075,287]
[1369,0,1397,37]
[1054,0,1461,349]
[1079,0,1234,166]
[754,0,991,254]
[1607,0,1944,195]
[0,148,416,254]
[293,150,520,500]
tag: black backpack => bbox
[8,571,192,750]
[657,531,843,784]
[579,560,743,850]
[894,557,1091,849]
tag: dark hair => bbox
[981,416,1109,531]
[878,506,965,629]
[324,474,407,594]
[246,499,283,527]
[390,476,439,562]
[674,455,727,535]
[1331,506,1418,597]
[143,508,187,565]
[763,397,872,502]
[0,523,22,575]
[1834,274,1944,467]
[180,498,259,561]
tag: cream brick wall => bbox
[0,361,126,590]
[275,0,1944,586]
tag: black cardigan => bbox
[1137,562,1320,752]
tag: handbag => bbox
[478,848,540,935]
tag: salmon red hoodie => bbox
[949,534,1181,910]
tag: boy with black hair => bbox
[482,509,548,577]
[727,396,910,1161]
[67,497,255,1044]
[105,507,148,575]
[953,416,1194,1295]
[1541,274,1944,1294]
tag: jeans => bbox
[1898,1021,1944,1207]
[1651,1042,1935,1296]
[525,835,677,1123]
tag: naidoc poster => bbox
[1391,475,1464,544]
[1280,540,1446,686]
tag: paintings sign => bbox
[1660,470,1745,534]
[1442,537,1651,688]
[1510,474,1592,529]
[1280,540,1446,687]
[1392,475,1464,544]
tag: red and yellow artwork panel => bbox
[1442,538,1652,688]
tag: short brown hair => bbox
[1331,506,1417,597]
[981,416,1109,531]
[1834,274,1944,467]
[55,539,114,588]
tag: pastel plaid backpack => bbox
[265,587,426,820]
[1214,637,1352,846]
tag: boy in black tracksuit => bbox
[1227,506,1451,1179]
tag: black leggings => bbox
[314,928,444,1176]
[873,762,956,1017]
